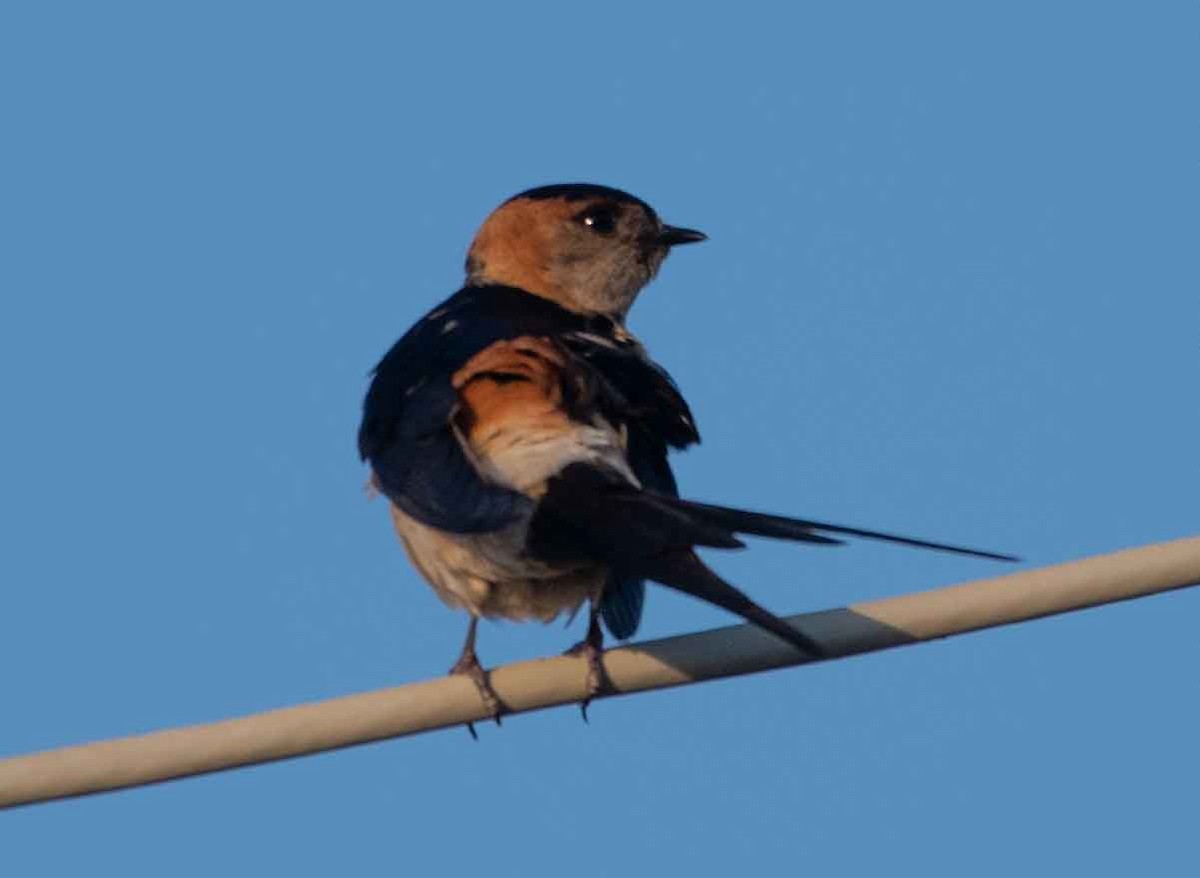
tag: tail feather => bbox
[667,498,1018,562]
[527,465,743,566]
[600,573,645,641]
[640,552,825,657]
[528,462,1016,650]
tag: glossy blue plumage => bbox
[359,283,700,636]
[600,427,683,639]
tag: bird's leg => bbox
[448,617,503,738]
[564,605,607,722]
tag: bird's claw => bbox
[449,652,504,738]
[564,633,606,722]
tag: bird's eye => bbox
[576,204,618,235]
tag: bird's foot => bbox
[449,652,504,739]
[563,636,606,723]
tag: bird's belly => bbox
[389,503,604,622]
[386,416,633,622]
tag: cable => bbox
[3,536,1198,809]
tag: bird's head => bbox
[464,183,706,318]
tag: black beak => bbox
[659,224,708,246]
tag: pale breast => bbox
[388,502,604,622]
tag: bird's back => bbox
[362,283,699,630]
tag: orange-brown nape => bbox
[465,198,582,305]
[464,184,705,317]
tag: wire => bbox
[3,535,1198,809]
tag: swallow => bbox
[358,183,1014,728]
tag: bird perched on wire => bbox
[358,183,1013,726]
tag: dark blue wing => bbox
[592,353,697,639]
[555,332,698,640]
[360,285,619,533]
[599,423,688,639]
[561,337,699,451]
[360,282,701,632]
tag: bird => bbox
[358,183,1014,728]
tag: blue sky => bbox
[3,3,1198,874]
